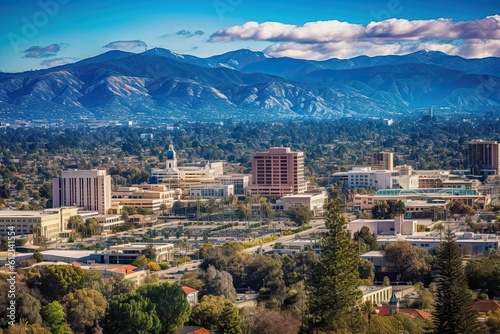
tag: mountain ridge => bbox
[1,48,499,122]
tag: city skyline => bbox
[1,0,499,73]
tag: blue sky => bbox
[1,0,499,72]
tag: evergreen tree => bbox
[433,231,481,333]
[137,282,190,334]
[305,201,363,333]
[218,300,243,334]
[104,293,161,334]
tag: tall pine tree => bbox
[433,230,481,333]
[305,201,363,333]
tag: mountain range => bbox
[1,48,500,122]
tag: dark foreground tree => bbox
[137,282,190,334]
[104,293,161,334]
[305,201,363,333]
[433,231,481,333]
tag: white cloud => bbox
[210,16,500,59]
[23,44,62,58]
[40,58,70,67]
[103,40,147,50]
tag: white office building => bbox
[189,184,234,199]
[215,174,250,195]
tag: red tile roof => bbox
[473,300,500,313]
[374,307,432,321]
[109,265,138,275]
[193,329,210,334]
[182,286,198,294]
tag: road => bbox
[244,219,325,254]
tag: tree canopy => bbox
[433,231,481,333]
[305,201,363,332]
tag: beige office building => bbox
[0,207,78,240]
[53,169,112,215]
[371,152,394,170]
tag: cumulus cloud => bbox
[210,16,500,58]
[23,44,62,58]
[162,30,205,38]
[103,40,147,50]
[40,58,71,68]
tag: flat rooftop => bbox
[0,210,56,217]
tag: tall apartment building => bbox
[371,152,394,170]
[52,169,112,214]
[468,140,500,176]
[248,147,306,197]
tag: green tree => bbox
[142,245,157,262]
[218,300,243,334]
[433,231,481,333]
[358,258,375,281]
[285,206,313,225]
[104,293,161,334]
[465,253,500,298]
[32,249,43,263]
[84,218,100,237]
[371,200,405,219]
[353,226,378,253]
[203,265,237,302]
[159,203,168,216]
[190,295,241,332]
[244,255,286,308]
[67,215,84,231]
[41,301,73,334]
[447,200,475,216]
[137,282,191,334]
[41,301,66,326]
[132,255,149,267]
[180,272,205,291]
[28,265,86,301]
[384,241,432,282]
[62,288,107,333]
[305,201,363,332]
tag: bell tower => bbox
[166,143,177,169]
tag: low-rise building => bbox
[276,191,327,216]
[98,264,149,285]
[377,232,500,254]
[93,215,124,231]
[215,174,250,195]
[282,238,321,254]
[182,286,199,305]
[353,188,490,211]
[348,216,418,236]
[111,184,176,213]
[0,207,79,240]
[189,184,234,199]
[360,285,393,305]
[89,242,175,264]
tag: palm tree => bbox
[433,223,445,241]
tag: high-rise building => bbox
[467,140,500,176]
[52,169,112,214]
[371,152,394,170]
[248,147,306,197]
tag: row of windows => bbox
[0,219,40,223]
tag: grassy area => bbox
[240,235,279,249]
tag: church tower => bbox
[389,293,399,315]
[166,144,177,169]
